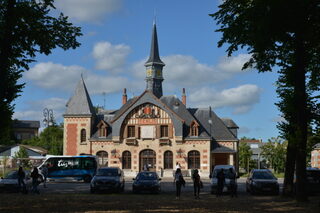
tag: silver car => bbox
[0,170,32,192]
[90,167,125,193]
[209,165,237,194]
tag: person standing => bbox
[17,166,26,193]
[174,168,185,199]
[41,164,48,188]
[217,169,225,197]
[229,168,237,197]
[31,167,40,194]
[192,169,201,199]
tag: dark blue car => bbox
[132,171,161,193]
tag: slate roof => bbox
[0,144,47,155]
[144,23,165,66]
[221,118,239,128]
[189,108,238,141]
[12,120,40,129]
[314,143,320,149]
[65,78,95,116]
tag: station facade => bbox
[63,23,239,176]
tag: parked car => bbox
[294,167,320,195]
[0,170,32,192]
[132,171,161,193]
[90,167,125,193]
[209,165,237,194]
[246,169,279,195]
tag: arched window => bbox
[80,129,86,143]
[190,121,199,136]
[122,151,131,169]
[188,150,200,169]
[163,151,173,169]
[96,151,108,166]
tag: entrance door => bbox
[140,149,156,171]
[213,153,229,167]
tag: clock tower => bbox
[145,22,165,98]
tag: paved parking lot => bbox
[39,177,284,194]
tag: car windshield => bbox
[137,172,157,180]
[212,168,234,178]
[96,169,118,176]
[252,171,275,179]
[5,171,18,179]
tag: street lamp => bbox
[43,108,54,127]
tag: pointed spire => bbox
[65,77,95,115]
[145,22,165,66]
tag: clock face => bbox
[146,69,152,77]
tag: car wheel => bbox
[83,175,92,183]
[90,187,95,194]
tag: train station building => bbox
[63,23,239,177]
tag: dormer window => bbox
[127,126,135,138]
[190,121,199,136]
[97,120,108,138]
[160,125,168,138]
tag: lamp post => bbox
[43,108,54,127]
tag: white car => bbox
[209,165,237,194]
[0,170,32,192]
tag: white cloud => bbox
[86,75,130,95]
[93,41,131,73]
[13,97,67,125]
[271,116,287,123]
[132,54,251,89]
[55,0,122,23]
[238,126,251,134]
[25,62,87,91]
[189,84,261,114]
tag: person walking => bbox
[192,169,201,199]
[41,164,48,188]
[31,167,40,194]
[217,169,225,197]
[17,166,26,193]
[174,168,185,199]
[229,168,237,197]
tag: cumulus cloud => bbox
[55,0,122,23]
[93,41,131,73]
[238,126,251,135]
[13,97,67,124]
[189,84,261,114]
[86,75,131,95]
[271,116,287,123]
[132,54,251,88]
[25,62,87,91]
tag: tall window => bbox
[160,125,168,137]
[188,150,200,169]
[190,122,199,136]
[99,127,107,137]
[128,126,135,138]
[80,129,86,143]
[164,151,173,169]
[96,151,108,166]
[122,151,131,169]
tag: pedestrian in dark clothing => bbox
[229,168,237,197]
[17,166,26,193]
[31,167,40,194]
[192,169,201,199]
[217,169,225,197]
[174,168,185,199]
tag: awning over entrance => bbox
[211,146,236,153]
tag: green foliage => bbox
[239,142,252,172]
[261,137,287,173]
[13,146,30,167]
[0,0,81,144]
[23,125,63,155]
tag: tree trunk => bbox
[282,138,296,196]
[293,33,308,202]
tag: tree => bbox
[239,142,252,173]
[14,146,30,167]
[211,0,320,201]
[0,0,82,144]
[261,137,287,173]
[23,124,63,155]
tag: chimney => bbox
[182,88,186,105]
[122,88,127,105]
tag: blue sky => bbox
[13,0,282,141]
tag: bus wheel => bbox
[83,175,92,183]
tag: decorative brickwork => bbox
[66,124,77,155]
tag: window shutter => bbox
[156,125,160,138]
